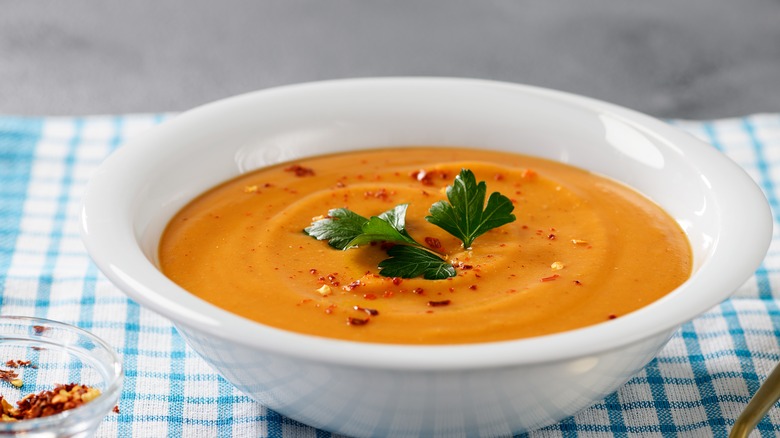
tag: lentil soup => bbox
[158,147,692,344]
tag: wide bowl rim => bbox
[80,77,773,370]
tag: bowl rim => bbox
[80,77,773,370]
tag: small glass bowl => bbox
[0,316,123,437]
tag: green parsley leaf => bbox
[426,169,516,248]
[378,245,456,280]
[304,208,368,250]
[346,204,420,248]
[305,204,422,250]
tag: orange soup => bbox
[158,147,692,344]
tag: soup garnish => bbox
[305,169,516,280]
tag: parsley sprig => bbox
[304,204,456,279]
[304,169,516,279]
[427,169,516,248]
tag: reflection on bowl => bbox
[80,78,771,436]
[0,316,122,437]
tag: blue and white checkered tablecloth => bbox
[1,113,779,437]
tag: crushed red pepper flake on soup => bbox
[158,147,692,344]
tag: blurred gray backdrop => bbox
[2,0,779,118]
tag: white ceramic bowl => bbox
[80,78,772,437]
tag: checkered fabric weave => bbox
[0,114,778,437]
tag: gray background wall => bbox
[2,0,779,119]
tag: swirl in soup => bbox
[158,147,692,344]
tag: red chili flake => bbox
[469,285,478,290]
[263,183,274,188]
[380,242,395,251]
[425,237,442,249]
[5,360,32,368]
[363,293,377,300]
[392,277,403,286]
[411,169,428,184]
[5,383,102,419]
[32,325,46,334]
[353,305,379,316]
[412,288,424,295]
[421,190,430,197]
[347,317,369,326]
[410,169,447,186]
[335,181,346,188]
[448,287,455,292]
[0,369,19,383]
[309,268,317,275]
[284,164,315,177]
[427,300,451,307]
[453,261,472,270]
[113,405,120,414]
[364,188,391,201]
[541,274,560,282]
[343,280,362,291]
[573,280,583,286]
[548,234,556,240]
[494,173,504,181]
[608,314,618,320]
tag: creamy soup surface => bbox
[158,147,692,344]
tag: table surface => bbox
[2,0,780,119]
